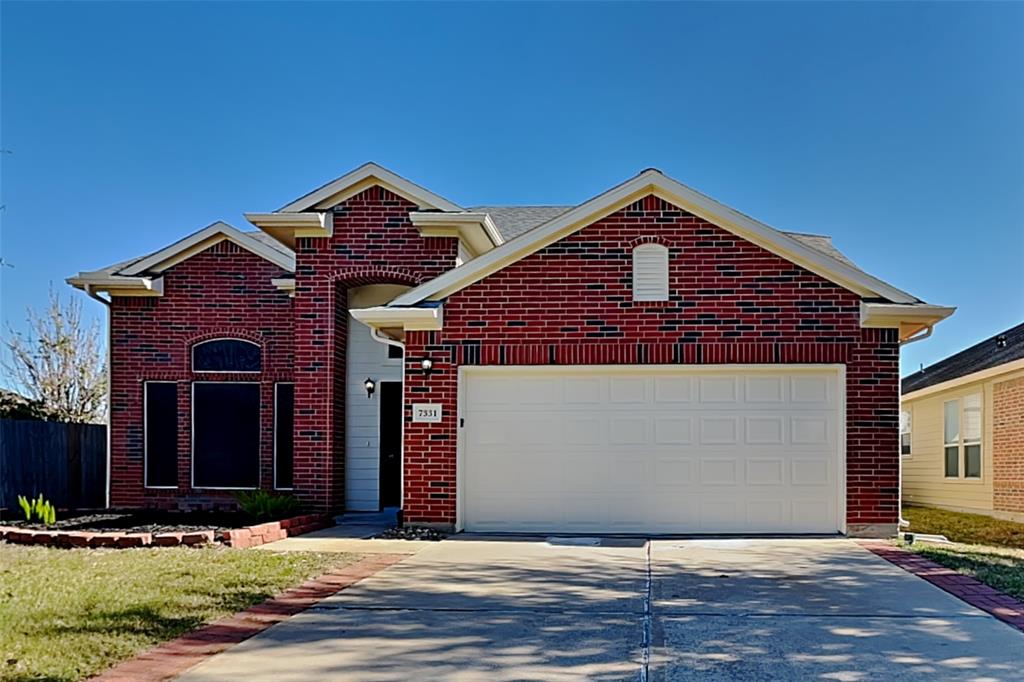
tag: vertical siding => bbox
[344,315,402,510]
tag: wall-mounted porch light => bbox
[364,377,376,398]
[420,358,434,375]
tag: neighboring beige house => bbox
[901,322,1024,522]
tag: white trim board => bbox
[279,162,463,213]
[394,169,920,307]
[122,222,294,275]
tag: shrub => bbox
[235,490,301,522]
[17,494,57,526]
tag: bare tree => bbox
[3,288,107,423]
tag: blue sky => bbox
[1,1,1021,378]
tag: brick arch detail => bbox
[183,329,265,352]
[627,235,674,249]
[328,266,429,288]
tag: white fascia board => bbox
[66,273,164,297]
[278,162,464,213]
[902,357,1024,402]
[410,212,504,256]
[860,302,956,329]
[392,169,921,307]
[271,278,296,297]
[121,222,295,275]
[349,305,443,332]
[244,212,331,249]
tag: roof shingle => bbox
[902,321,1024,394]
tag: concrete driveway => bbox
[177,538,1024,681]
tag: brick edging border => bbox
[0,513,332,550]
[859,541,1024,632]
[90,552,408,682]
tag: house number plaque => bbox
[412,403,442,423]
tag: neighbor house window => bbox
[632,243,669,301]
[900,409,912,456]
[192,382,260,489]
[963,394,982,478]
[274,383,294,490]
[943,395,982,480]
[192,338,261,373]
[145,382,178,488]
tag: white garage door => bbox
[460,366,843,534]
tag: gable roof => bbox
[902,321,1024,395]
[68,222,294,296]
[279,162,463,213]
[391,168,921,307]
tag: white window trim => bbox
[273,382,294,491]
[144,381,178,490]
[942,395,983,482]
[191,338,262,374]
[190,381,262,491]
[632,243,669,302]
[900,407,912,458]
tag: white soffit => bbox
[349,305,443,332]
[392,169,921,307]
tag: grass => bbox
[0,543,359,682]
[903,505,1024,549]
[910,542,1024,601]
[901,505,1024,602]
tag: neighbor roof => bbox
[902,321,1024,395]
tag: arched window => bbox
[192,338,262,373]
[632,243,669,301]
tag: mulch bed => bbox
[1,510,249,535]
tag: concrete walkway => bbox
[177,538,1024,681]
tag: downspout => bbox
[84,285,112,510]
[368,327,405,521]
[895,322,935,531]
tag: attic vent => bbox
[632,243,669,301]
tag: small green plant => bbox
[17,494,57,526]
[235,490,301,522]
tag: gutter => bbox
[83,284,113,511]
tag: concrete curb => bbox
[89,552,409,681]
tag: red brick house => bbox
[69,163,954,536]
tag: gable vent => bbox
[632,243,669,301]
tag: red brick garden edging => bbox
[0,513,332,550]
[859,541,1024,633]
[90,552,408,682]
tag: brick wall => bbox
[109,240,293,508]
[291,186,458,511]
[402,195,900,529]
[993,375,1024,513]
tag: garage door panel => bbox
[462,368,842,534]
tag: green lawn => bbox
[902,505,1024,602]
[903,505,1024,549]
[0,543,359,682]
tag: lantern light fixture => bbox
[420,358,434,375]
[364,377,376,398]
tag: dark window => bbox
[275,383,294,489]
[387,344,404,360]
[193,339,261,373]
[145,382,178,487]
[192,382,260,488]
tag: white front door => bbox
[460,366,843,534]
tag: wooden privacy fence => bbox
[0,419,106,512]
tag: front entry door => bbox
[378,381,402,508]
